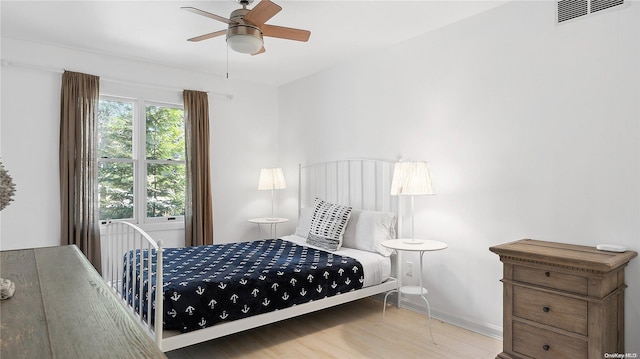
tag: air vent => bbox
[558,0,588,23]
[557,0,624,23]
[591,0,624,13]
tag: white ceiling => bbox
[1,1,507,86]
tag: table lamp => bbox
[258,167,287,220]
[390,161,435,244]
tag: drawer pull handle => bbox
[543,344,550,351]
[545,271,551,277]
[542,306,550,313]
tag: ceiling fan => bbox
[182,0,311,55]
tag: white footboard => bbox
[103,221,164,347]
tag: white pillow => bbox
[295,207,313,237]
[343,209,396,257]
[306,198,353,251]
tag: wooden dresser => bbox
[490,239,637,359]
[0,245,166,358]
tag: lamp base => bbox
[264,218,281,222]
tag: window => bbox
[98,96,185,224]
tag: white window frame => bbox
[141,100,186,224]
[98,95,186,227]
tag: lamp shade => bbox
[390,161,435,196]
[258,168,287,190]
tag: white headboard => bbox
[298,159,400,225]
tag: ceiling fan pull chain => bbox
[226,43,230,79]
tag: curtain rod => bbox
[0,58,234,100]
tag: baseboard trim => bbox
[373,293,503,341]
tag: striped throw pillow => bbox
[307,198,353,251]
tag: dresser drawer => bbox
[513,321,587,359]
[513,265,588,295]
[513,286,587,335]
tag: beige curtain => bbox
[184,90,214,246]
[59,71,101,271]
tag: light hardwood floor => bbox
[166,298,501,359]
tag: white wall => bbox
[0,38,280,250]
[279,0,640,346]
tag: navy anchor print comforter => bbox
[124,239,364,332]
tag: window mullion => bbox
[147,159,186,165]
[136,99,147,224]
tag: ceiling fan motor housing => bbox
[227,8,263,53]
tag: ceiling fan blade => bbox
[251,46,266,56]
[262,24,311,42]
[181,6,237,25]
[243,0,282,26]
[187,30,227,42]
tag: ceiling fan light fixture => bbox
[227,25,263,54]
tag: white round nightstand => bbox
[381,238,447,344]
[248,217,289,239]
